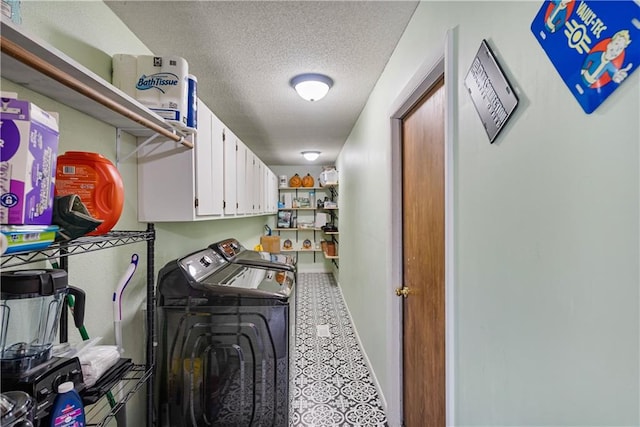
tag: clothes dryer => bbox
[157,247,294,427]
[209,238,296,276]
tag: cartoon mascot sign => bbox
[532,0,638,113]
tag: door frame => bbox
[388,28,456,426]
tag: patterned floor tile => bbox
[290,273,388,427]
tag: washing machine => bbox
[209,238,296,276]
[157,247,294,427]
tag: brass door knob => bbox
[395,287,410,298]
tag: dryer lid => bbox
[170,248,294,300]
[199,263,293,300]
[210,238,296,271]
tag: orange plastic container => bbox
[55,152,124,235]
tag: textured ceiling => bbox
[105,1,419,165]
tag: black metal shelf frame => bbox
[326,186,339,269]
[1,224,156,427]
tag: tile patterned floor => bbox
[290,273,388,427]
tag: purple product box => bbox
[0,97,59,225]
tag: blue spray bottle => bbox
[49,381,85,427]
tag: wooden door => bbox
[401,76,445,426]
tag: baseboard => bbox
[334,282,388,412]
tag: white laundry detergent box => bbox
[112,54,190,130]
[0,94,59,225]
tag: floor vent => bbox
[316,324,331,338]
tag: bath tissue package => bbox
[112,54,192,131]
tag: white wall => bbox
[339,1,639,426]
[6,2,268,424]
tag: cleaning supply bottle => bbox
[49,382,85,427]
[55,151,124,236]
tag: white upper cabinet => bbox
[137,133,197,221]
[257,160,265,214]
[138,98,223,221]
[262,168,277,214]
[261,163,269,214]
[246,150,256,214]
[137,97,273,222]
[223,127,237,216]
[210,113,226,215]
[250,155,262,214]
[236,140,248,215]
[195,101,224,217]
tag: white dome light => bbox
[301,151,321,161]
[291,73,333,102]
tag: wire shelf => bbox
[1,230,154,268]
[85,364,152,427]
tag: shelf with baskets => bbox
[276,185,338,266]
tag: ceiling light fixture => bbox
[302,151,321,161]
[290,73,333,102]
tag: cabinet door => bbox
[210,114,225,216]
[137,134,195,221]
[194,100,223,217]
[266,170,276,213]
[236,139,248,214]
[271,170,278,212]
[246,150,256,214]
[261,163,268,214]
[255,158,263,213]
[223,128,237,215]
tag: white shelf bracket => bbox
[116,129,161,167]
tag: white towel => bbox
[78,345,120,387]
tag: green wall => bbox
[6,1,639,426]
[4,2,270,424]
[338,1,639,426]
